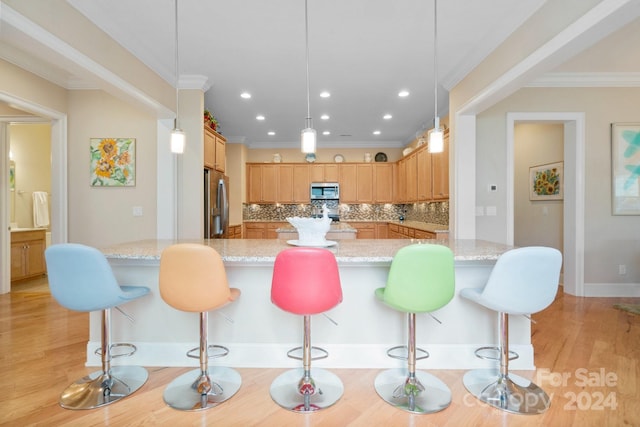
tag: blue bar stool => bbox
[159,243,241,411]
[45,243,150,410]
[374,243,455,414]
[460,246,562,414]
[269,247,344,412]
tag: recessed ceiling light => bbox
[373,130,381,135]
[268,131,275,136]
[240,92,251,99]
[383,114,392,120]
[321,114,330,120]
[323,131,330,135]
[398,90,409,97]
[320,91,331,98]
[256,115,265,121]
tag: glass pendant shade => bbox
[170,127,185,153]
[301,127,317,153]
[428,116,444,153]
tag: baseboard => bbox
[583,282,640,297]
[86,342,537,370]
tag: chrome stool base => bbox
[374,368,451,414]
[270,368,343,412]
[463,369,550,415]
[163,366,241,411]
[59,366,148,410]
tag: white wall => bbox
[477,86,640,286]
[67,90,158,247]
[514,123,564,251]
[9,123,51,229]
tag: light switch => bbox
[132,206,143,217]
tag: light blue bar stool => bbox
[45,243,150,410]
[460,246,562,415]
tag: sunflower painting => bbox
[529,162,563,201]
[90,138,135,186]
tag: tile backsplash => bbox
[243,201,449,226]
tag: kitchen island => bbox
[94,238,537,370]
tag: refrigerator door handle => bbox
[218,178,228,237]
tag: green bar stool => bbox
[374,243,455,414]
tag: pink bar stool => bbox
[269,247,344,412]
[159,243,241,411]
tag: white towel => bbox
[32,191,49,228]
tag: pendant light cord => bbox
[305,0,311,126]
[174,0,180,128]
[433,0,438,126]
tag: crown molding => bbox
[527,72,640,87]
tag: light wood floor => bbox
[1,281,638,426]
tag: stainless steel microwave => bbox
[310,182,339,200]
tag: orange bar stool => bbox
[460,246,562,414]
[159,243,241,411]
[374,243,455,414]
[269,247,344,412]
[44,243,150,410]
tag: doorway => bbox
[507,112,585,296]
[0,95,67,295]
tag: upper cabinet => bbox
[204,126,226,173]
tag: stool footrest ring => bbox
[187,344,230,360]
[94,342,137,359]
[386,345,429,361]
[286,346,329,361]
[474,346,519,361]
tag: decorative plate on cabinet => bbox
[305,153,317,163]
[334,154,345,163]
[375,152,388,162]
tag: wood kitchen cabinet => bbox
[417,147,432,201]
[11,230,46,282]
[387,223,435,239]
[338,164,357,202]
[405,153,418,202]
[374,163,393,203]
[247,164,278,203]
[228,224,242,239]
[349,221,376,239]
[375,222,388,239]
[243,222,286,239]
[356,164,373,203]
[204,126,226,173]
[310,164,338,182]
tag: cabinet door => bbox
[324,164,339,182]
[244,222,266,239]
[432,133,449,199]
[204,128,215,169]
[356,164,373,203]
[405,154,418,202]
[374,163,393,203]
[417,147,432,201]
[214,135,225,173]
[309,164,324,182]
[339,164,357,202]
[397,160,407,202]
[26,239,46,277]
[247,164,263,203]
[261,165,278,203]
[351,222,376,239]
[11,242,24,279]
[376,223,388,239]
[293,165,310,202]
[278,165,293,203]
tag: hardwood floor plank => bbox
[0,287,638,426]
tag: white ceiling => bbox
[3,0,637,148]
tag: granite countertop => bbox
[386,220,449,234]
[10,227,47,233]
[101,238,512,265]
[276,223,357,233]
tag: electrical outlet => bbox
[618,264,626,275]
[132,206,143,217]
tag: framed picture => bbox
[9,161,15,191]
[90,138,136,187]
[611,123,640,215]
[529,161,563,201]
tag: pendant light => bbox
[170,0,185,154]
[301,0,316,153]
[428,0,444,153]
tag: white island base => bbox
[91,239,535,370]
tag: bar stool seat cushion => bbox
[46,243,150,312]
[271,247,342,315]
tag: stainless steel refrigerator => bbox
[204,169,229,238]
